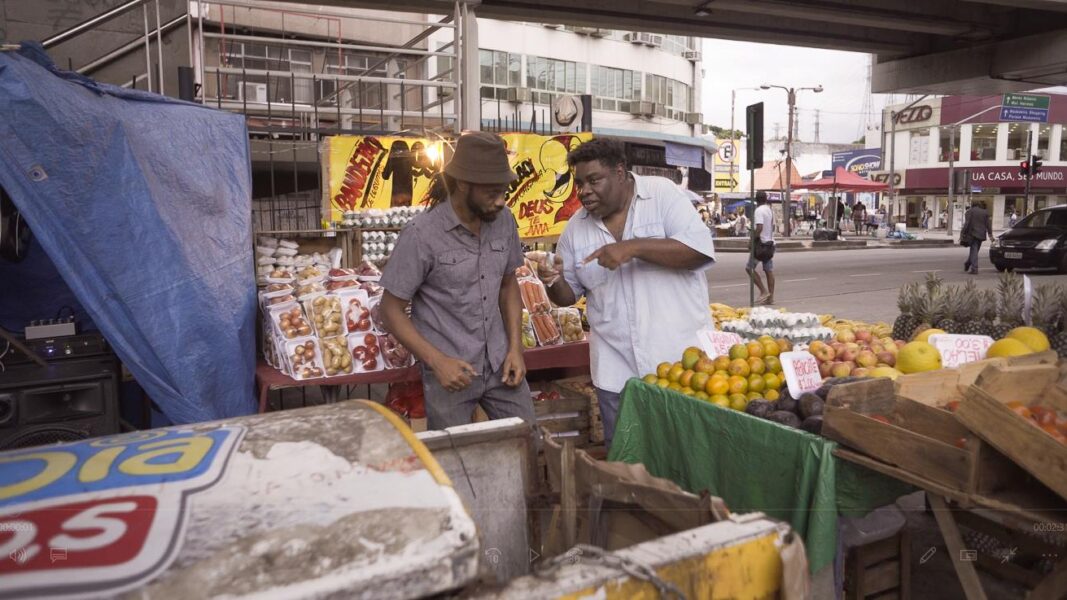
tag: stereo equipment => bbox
[0,332,119,449]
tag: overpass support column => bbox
[458,1,480,131]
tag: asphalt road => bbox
[705,246,1067,324]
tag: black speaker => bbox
[813,228,839,241]
[746,102,764,170]
[177,66,197,101]
[0,356,120,449]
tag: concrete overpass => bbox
[291,0,1067,94]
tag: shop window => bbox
[1007,124,1029,160]
[969,124,997,161]
[909,130,930,164]
[1004,196,1026,219]
[1060,126,1067,162]
[938,129,958,162]
[1037,125,1051,159]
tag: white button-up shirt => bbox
[557,173,715,393]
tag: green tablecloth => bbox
[607,379,914,573]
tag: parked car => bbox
[990,205,1067,273]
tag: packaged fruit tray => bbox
[957,362,1067,502]
[821,378,1029,496]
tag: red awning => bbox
[799,167,889,192]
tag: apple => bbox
[831,361,854,378]
[810,342,836,362]
[819,361,835,378]
[895,340,907,349]
[880,337,895,348]
[876,351,897,367]
[844,342,860,352]
[831,342,846,355]
[855,330,873,343]
[856,350,878,368]
[837,329,857,343]
[838,347,859,363]
[852,367,871,378]
[869,342,884,354]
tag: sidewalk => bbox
[713,227,961,253]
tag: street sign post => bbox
[1000,93,1050,122]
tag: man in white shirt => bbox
[748,191,776,305]
[538,138,715,447]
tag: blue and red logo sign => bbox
[0,427,243,598]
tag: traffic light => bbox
[1031,154,1043,176]
[1020,159,1030,178]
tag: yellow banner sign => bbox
[323,135,443,221]
[501,132,592,238]
[323,132,591,238]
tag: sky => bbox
[700,38,904,146]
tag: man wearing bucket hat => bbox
[380,131,535,429]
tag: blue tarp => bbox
[0,43,256,424]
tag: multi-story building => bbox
[876,95,1067,230]
[3,1,714,224]
[439,22,712,184]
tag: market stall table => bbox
[607,379,914,577]
[256,340,591,413]
[836,448,1067,600]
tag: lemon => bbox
[912,328,945,343]
[869,366,903,381]
[986,338,1033,358]
[1005,327,1050,353]
[896,341,942,374]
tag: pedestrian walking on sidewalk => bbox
[852,202,866,236]
[961,201,994,275]
[748,191,776,305]
[1009,210,1019,228]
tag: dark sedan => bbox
[990,205,1067,273]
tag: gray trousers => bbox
[595,387,621,448]
[422,363,535,430]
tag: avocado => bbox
[775,396,799,416]
[814,384,833,400]
[799,393,824,419]
[800,416,824,435]
[767,411,801,428]
[745,399,775,419]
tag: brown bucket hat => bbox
[444,131,518,185]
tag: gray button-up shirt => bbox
[380,200,524,374]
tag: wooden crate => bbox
[553,375,602,444]
[895,351,1059,408]
[531,380,594,448]
[844,529,910,600]
[956,363,1067,502]
[823,378,1027,496]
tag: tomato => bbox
[945,400,960,413]
[954,437,968,449]
[1008,404,1032,420]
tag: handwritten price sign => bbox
[780,351,823,398]
[927,334,994,368]
[698,330,743,359]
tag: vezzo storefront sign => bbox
[884,98,941,131]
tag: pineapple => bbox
[993,272,1023,339]
[911,273,943,336]
[972,289,999,338]
[957,281,985,336]
[892,282,922,341]
[1052,290,1067,358]
[1031,284,1061,338]
[934,285,963,334]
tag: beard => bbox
[466,196,502,222]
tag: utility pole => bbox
[947,125,957,235]
[785,89,795,237]
[773,123,781,139]
[761,83,822,238]
[814,109,821,143]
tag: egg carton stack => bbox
[720,307,835,344]
[342,206,426,229]
[360,230,399,266]
[255,236,342,285]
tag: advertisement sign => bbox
[905,166,1067,191]
[323,133,592,238]
[883,98,941,131]
[499,132,592,239]
[324,136,443,221]
[831,148,882,178]
[0,427,244,598]
[1000,93,1050,123]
